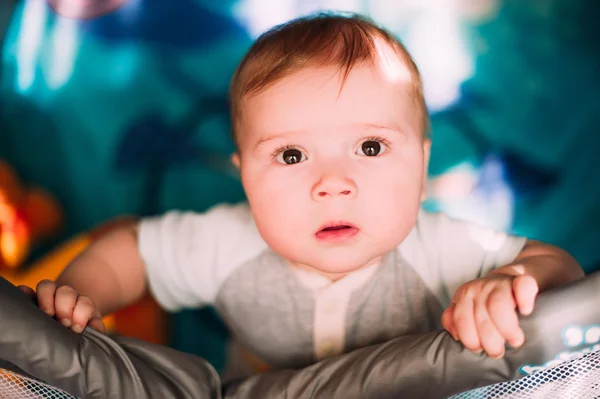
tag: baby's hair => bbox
[229,12,429,144]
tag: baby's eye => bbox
[356,140,387,157]
[276,148,307,165]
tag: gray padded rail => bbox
[0,272,599,399]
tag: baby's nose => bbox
[317,189,352,197]
[311,177,357,201]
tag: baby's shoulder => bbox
[402,209,500,247]
[151,201,256,230]
[396,209,453,250]
[140,201,266,258]
[394,209,500,268]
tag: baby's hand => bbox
[18,280,106,334]
[441,273,539,358]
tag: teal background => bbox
[1,0,599,370]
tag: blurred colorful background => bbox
[1,0,599,371]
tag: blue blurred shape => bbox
[115,113,200,169]
[115,97,236,215]
[76,0,247,49]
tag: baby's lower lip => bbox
[315,226,359,242]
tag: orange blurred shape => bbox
[0,160,64,269]
[22,188,64,240]
[0,213,30,269]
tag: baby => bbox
[21,13,583,377]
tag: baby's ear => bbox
[231,153,241,169]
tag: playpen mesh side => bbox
[0,366,76,399]
[451,349,600,399]
[0,349,599,399]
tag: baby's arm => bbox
[21,203,264,334]
[442,240,584,358]
[489,239,584,292]
[20,222,147,333]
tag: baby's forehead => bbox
[232,37,426,144]
[236,66,421,145]
[244,61,418,118]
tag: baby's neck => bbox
[288,256,383,282]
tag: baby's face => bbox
[235,64,429,276]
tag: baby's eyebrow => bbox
[253,132,288,152]
[252,123,404,152]
[360,123,404,135]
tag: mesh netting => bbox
[0,350,599,399]
[0,368,76,399]
[451,349,600,399]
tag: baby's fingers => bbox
[513,275,539,316]
[71,295,99,333]
[487,287,524,349]
[36,280,59,317]
[474,295,505,358]
[453,297,481,352]
[442,303,458,340]
[54,285,78,327]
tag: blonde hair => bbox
[229,12,429,142]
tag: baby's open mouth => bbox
[321,225,353,231]
[315,222,359,242]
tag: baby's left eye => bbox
[356,140,388,157]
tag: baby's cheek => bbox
[368,193,419,245]
[253,210,308,263]
[251,187,308,243]
[255,181,302,217]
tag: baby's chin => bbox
[287,251,384,278]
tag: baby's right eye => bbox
[276,148,307,165]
